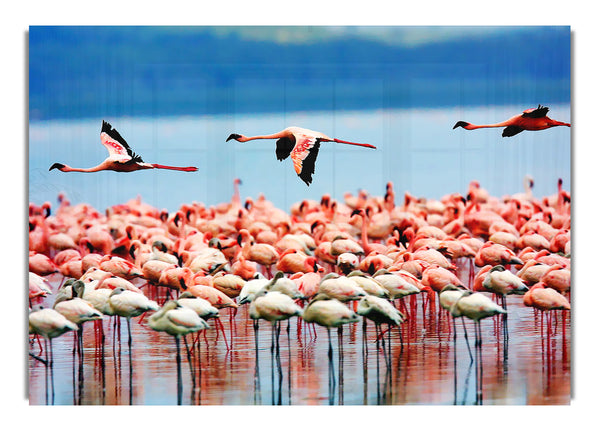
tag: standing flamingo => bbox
[29,305,78,404]
[249,288,303,404]
[302,294,360,403]
[226,127,376,185]
[148,300,209,404]
[523,281,571,351]
[53,280,103,366]
[108,286,159,391]
[439,285,474,363]
[450,291,507,404]
[238,276,271,305]
[453,105,570,137]
[357,294,405,375]
[49,121,198,173]
[237,229,280,277]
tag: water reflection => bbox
[28,272,571,405]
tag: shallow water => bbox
[28,266,571,406]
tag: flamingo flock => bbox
[28,173,571,405]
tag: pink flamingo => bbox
[453,105,570,137]
[50,121,198,173]
[227,126,376,185]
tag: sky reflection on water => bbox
[28,268,570,406]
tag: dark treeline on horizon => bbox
[29,27,571,120]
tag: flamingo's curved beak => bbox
[226,133,241,142]
[178,277,187,291]
[49,163,65,171]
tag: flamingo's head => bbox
[178,276,188,291]
[159,209,169,223]
[226,133,242,142]
[49,163,66,171]
[350,208,364,218]
[453,121,470,130]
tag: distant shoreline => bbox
[29,78,570,122]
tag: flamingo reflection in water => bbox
[149,300,209,404]
[302,294,360,404]
[523,281,571,366]
[450,290,507,405]
[481,265,528,351]
[249,287,303,405]
[29,305,78,404]
[108,287,159,403]
[357,294,405,403]
[53,280,103,403]
[439,284,474,404]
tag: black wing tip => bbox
[101,120,144,162]
[299,174,312,186]
[100,119,128,145]
[226,133,241,142]
[297,141,320,187]
[453,121,468,129]
[49,163,65,171]
[522,105,550,118]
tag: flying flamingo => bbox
[453,105,570,137]
[226,126,376,185]
[49,121,198,173]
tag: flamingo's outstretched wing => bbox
[290,135,321,186]
[100,121,144,163]
[502,126,524,137]
[275,136,295,161]
[522,105,549,118]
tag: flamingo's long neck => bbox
[240,132,289,142]
[232,181,241,207]
[464,120,513,130]
[241,233,252,259]
[312,222,325,245]
[61,165,105,173]
[358,214,369,252]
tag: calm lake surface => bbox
[28,264,571,406]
